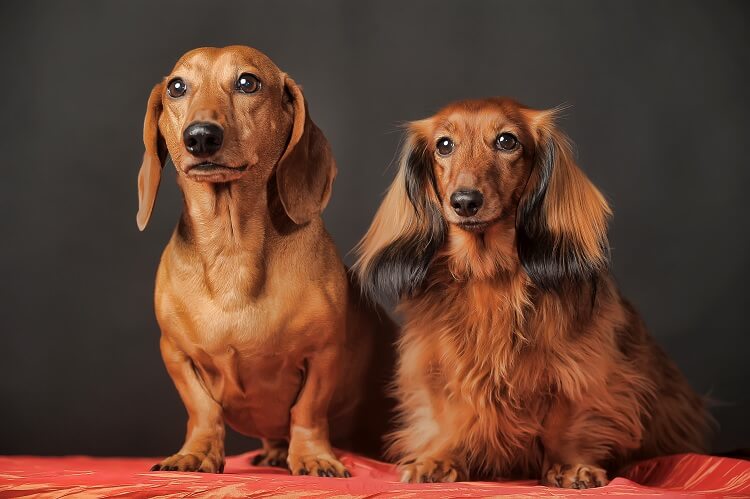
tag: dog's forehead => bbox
[429,99,525,134]
[170,46,282,80]
[450,99,520,119]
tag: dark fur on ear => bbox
[516,112,612,291]
[354,131,446,305]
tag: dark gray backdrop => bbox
[1,0,748,457]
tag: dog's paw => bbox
[399,457,465,483]
[543,463,609,489]
[251,447,289,468]
[150,452,224,473]
[287,452,350,478]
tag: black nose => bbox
[183,122,223,157]
[450,189,484,217]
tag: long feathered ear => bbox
[276,75,337,225]
[516,109,612,290]
[136,82,167,231]
[354,125,446,305]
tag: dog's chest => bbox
[155,248,319,439]
[420,279,559,395]
[159,292,308,439]
[404,281,558,472]
[189,342,305,439]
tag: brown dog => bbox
[137,46,395,476]
[355,98,711,487]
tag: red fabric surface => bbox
[1,451,748,498]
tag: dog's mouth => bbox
[456,216,502,233]
[184,162,249,182]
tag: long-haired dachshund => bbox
[354,98,711,487]
[137,46,395,476]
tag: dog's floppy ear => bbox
[136,82,167,231]
[516,109,612,290]
[277,75,337,225]
[354,123,446,305]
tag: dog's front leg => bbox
[151,336,225,473]
[287,345,350,478]
[540,400,612,489]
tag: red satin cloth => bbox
[1,451,748,497]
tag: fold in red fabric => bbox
[1,451,748,497]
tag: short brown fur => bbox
[137,46,396,476]
[355,98,710,487]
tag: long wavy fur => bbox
[355,100,711,481]
[353,127,446,305]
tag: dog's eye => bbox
[236,73,261,94]
[495,133,518,151]
[436,137,454,156]
[167,78,187,98]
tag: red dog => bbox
[355,98,711,488]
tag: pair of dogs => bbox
[137,46,710,488]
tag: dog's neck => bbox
[174,174,298,299]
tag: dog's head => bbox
[355,98,611,303]
[136,45,336,230]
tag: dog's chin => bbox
[183,162,249,183]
